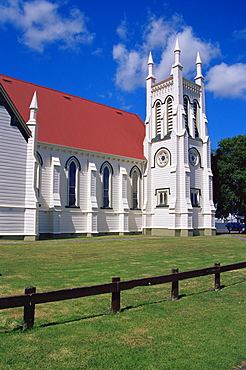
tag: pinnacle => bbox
[29,91,38,110]
[196,51,202,65]
[174,38,181,52]
[148,51,154,65]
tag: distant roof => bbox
[0,75,146,161]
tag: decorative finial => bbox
[173,38,182,67]
[148,51,154,65]
[146,51,155,81]
[196,51,202,65]
[174,38,181,52]
[29,91,38,110]
[195,52,204,82]
[29,91,38,121]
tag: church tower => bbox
[143,40,215,236]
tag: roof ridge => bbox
[0,74,138,117]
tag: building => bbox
[0,41,215,240]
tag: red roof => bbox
[0,75,146,160]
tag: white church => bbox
[0,41,215,240]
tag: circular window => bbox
[189,148,199,167]
[156,148,169,167]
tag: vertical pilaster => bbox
[25,92,39,239]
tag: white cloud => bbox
[0,0,94,52]
[233,28,246,40]
[113,43,147,91]
[113,15,220,92]
[206,62,246,98]
[116,19,128,41]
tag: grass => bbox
[0,235,245,370]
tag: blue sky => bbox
[0,0,245,149]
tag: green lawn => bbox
[0,235,245,370]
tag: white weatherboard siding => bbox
[0,106,27,207]
[0,106,28,236]
[37,145,145,235]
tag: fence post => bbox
[23,286,36,330]
[111,277,120,313]
[171,268,179,300]
[214,263,221,290]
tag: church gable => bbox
[0,84,31,142]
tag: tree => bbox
[212,134,246,226]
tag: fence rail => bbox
[0,261,245,330]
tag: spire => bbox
[173,38,182,68]
[29,91,38,121]
[148,51,154,65]
[146,51,156,127]
[196,51,202,65]
[174,38,180,52]
[147,51,155,80]
[195,51,204,82]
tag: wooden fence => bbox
[0,261,245,330]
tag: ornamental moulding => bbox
[151,80,174,97]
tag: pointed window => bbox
[166,97,173,132]
[130,166,141,209]
[155,101,161,137]
[193,100,199,138]
[103,166,110,208]
[100,161,113,209]
[36,152,43,196]
[183,96,190,135]
[68,161,77,206]
[65,156,81,207]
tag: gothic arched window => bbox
[130,166,141,209]
[183,96,190,135]
[166,96,173,133]
[155,100,161,137]
[193,100,199,138]
[36,152,43,196]
[65,156,81,207]
[100,161,113,208]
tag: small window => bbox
[156,189,169,207]
[191,189,200,207]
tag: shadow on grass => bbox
[2,278,245,333]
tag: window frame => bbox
[65,156,81,208]
[155,188,170,207]
[36,151,43,197]
[100,161,113,209]
[193,100,199,138]
[155,100,162,138]
[190,188,201,207]
[130,166,142,210]
[166,96,173,133]
[183,95,190,135]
